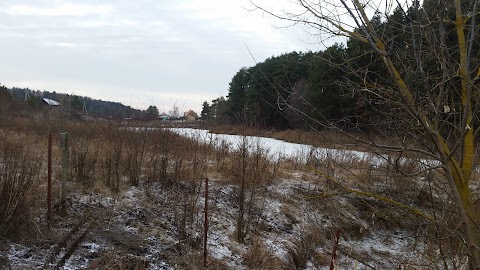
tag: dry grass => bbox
[89,250,149,270]
[273,129,358,149]
[244,238,284,269]
[166,252,231,270]
[0,130,43,239]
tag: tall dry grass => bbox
[0,130,43,239]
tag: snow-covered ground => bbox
[3,171,437,269]
[1,127,452,269]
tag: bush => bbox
[0,133,42,238]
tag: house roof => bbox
[42,98,61,106]
[184,109,198,117]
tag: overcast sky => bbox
[0,1,327,113]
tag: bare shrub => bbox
[98,127,124,193]
[100,140,123,193]
[145,129,189,188]
[144,130,166,184]
[226,136,278,242]
[71,138,99,187]
[0,117,50,137]
[124,128,147,186]
[143,129,163,183]
[214,139,230,172]
[157,132,215,251]
[0,133,42,239]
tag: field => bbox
[0,117,472,269]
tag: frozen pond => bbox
[168,128,440,169]
[169,128,376,163]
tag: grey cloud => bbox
[0,1,317,112]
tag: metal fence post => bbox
[330,229,341,270]
[204,177,209,268]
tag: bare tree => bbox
[251,0,480,267]
[168,101,182,119]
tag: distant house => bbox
[159,113,170,120]
[42,98,61,106]
[183,109,198,121]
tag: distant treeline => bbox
[5,87,142,119]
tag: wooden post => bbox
[60,132,69,215]
[47,133,52,223]
[203,177,209,268]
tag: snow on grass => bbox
[7,243,45,269]
[338,230,430,269]
[4,173,435,269]
[206,183,245,268]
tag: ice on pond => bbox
[168,128,440,169]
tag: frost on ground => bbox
[2,170,436,269]
[0,128,448,269]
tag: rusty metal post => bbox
[203,177,209,268]
[330,229,341,270]
[47,132,52,223]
